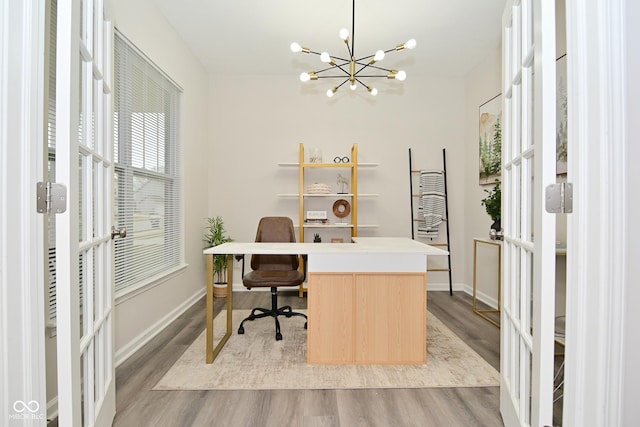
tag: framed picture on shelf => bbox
[556,54,568,175]
[479,93,502,185]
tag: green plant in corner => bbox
[203,216,233,284]
[481,180,501,229]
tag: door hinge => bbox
[37,182,67,214]
[545,182,573,213]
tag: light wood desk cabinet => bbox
[308,272,427,365]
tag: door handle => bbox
[111,226,127,239]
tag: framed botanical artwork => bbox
[479,93,502,185]
[556,54,568,175]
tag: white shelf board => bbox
[293,223,379,228]
[302,223,354,228]
[277,193,379,197]
[277,162,379,167]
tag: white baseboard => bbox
[427,281,465,292]
[114,287,206,367]
[459,283,499,309]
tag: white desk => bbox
[203,238,448,364]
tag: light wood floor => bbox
[53,291,505,426]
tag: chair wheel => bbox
[304,322,308,329]
[238,326,244,334]
[276,332,283,340]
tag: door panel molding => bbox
[0,0,48,423]
[564,0,627,425]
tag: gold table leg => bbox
[206,254,234,364]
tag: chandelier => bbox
[290,0,416,97]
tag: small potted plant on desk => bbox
[481,180,503,240]
[204,216,233,298]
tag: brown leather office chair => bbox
[237,217,307,340]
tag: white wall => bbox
[462,48,503,305]
[207,73,468,289]
[105,0,210,355]
[623,0,640,422]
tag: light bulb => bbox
[290,42,302,53]
[350,83,357,91]
[326,88,335,98]
[405,39,417,50]
[300,72,310,82]
[396,70,407,81]
[374,50,385,62]
[320,52,331,63]
[339,28,349,41]
[369,87,378,96]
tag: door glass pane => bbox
[525,346,532,423]
[514,246,521,319]
[92,159,97,238]
[514,330,521,399]
[79,250,86,337]
[79,154,84,240]
[93,245,98,322]
[528,251,534,333]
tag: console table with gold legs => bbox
[472,237,501,328]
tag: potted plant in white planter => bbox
[203,216,233,297]
[481,180,502,240]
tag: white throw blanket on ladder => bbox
[418,170,445,238]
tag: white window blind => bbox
[113,31,182,294]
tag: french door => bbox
[55,0,115,425]
[500,1,557,426]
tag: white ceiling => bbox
[153,0,505,78]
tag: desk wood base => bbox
[307,272,427,365]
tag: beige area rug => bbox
[154,310,499,391]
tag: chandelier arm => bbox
[315,63,351,75]
[353,62,373,76]
[354,46,405,63]
[355,77,370,88]
[354,62,394,73]
[353,74,393,78]
[316,75,357,79]
[329,55,351,63]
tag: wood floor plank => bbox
[53,290,505,427]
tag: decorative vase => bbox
[490,219,503,240]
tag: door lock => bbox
[111,226,127,239]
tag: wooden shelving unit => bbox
[278,143,378,296]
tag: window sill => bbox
[115,263,189,306]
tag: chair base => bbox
[237,287,307,340]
